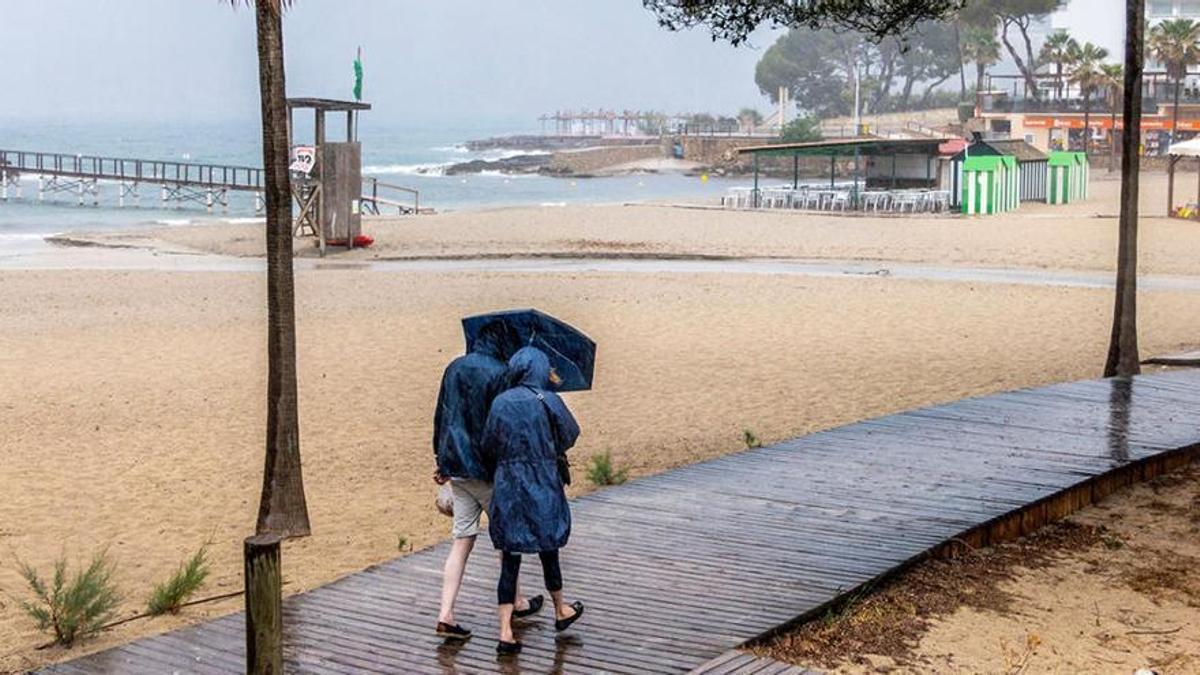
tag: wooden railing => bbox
[360,176,423,215]
[0,149,264,191]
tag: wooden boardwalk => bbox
[45,370,1200,674]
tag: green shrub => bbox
[586,451,629,487]
[743,429,762,449]
[146,545,210,616]
[19,550,121,646]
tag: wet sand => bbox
[2,173,1200,671]
[46,172,1200,276]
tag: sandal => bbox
[435,622,472,641]
[554,601,585,632]
[514,594,544,619]
[496,639,522,656]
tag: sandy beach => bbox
[48,172,1200,276]
[2,175,1200,671]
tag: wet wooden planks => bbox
[46,370,1200,674]
[688,650,819,675]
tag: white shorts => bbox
[451,478,493,539]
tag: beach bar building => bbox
[948,138,1048,208]
[732,137,956,212]
[961,155,1018,215]
[1046,151,1089,205]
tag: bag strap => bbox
[524,386,562,452]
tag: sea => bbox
[0,118,742,256]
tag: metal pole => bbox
[830,154,835,188]
[753,154,760,208]
[793,155,799,189]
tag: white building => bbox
[1148,0,1200,20]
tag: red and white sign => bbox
[290,146,316,175]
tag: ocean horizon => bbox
[0,117,741,252]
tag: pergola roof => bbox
[287,97,372,112]
[737,136,959,158]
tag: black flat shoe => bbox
[435,622,472,641]
[514,594,544,619]
[496,640,522,656]
[554,601,585,632]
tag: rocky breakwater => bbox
[442,153,552,176]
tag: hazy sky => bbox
[0,1,776,127]
[0,0,1126,129]
[1052,0,1125,56]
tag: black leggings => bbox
[497,550,562,605]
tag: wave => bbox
[363,163,450,177]
[478,149,550,161]
[430,144,469,154]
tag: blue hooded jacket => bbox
[432,324,516,480]
[483,347,581,554]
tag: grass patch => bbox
[18,549,121,646]
[146,544,210,616]
[743,429,762,449]
[586,451,629,487]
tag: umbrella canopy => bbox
[1169,137,1200,157]
[462,309,596,392]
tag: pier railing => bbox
[0,149,264,191]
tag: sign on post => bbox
[289,146,316,175]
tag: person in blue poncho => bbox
[482,346,586,655]
[432,320,540,641]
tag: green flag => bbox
[353,47,363,101]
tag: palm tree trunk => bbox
[1172,72,1183,146]
[1110,92,1118,173]
[254,0,311,538]
[1083,91,1091,155]
[1104,0,1144,378]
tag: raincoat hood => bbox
[508,346,553,389]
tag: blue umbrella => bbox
[462,309,596,392]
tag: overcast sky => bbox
[0,1,777,127]
[0,1,1124,129]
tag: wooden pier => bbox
[0,148,423,217]
[0,149,265,211]
[42,369,1200,674]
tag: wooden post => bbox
[1168,155,1176,217]
[244,534,283,675]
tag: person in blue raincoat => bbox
[431,320,539,641]
[482,346,586,655]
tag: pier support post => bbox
[1,171,7,202]
[38,175,44,202]
[206,189,214,213]
[162,184,168,207]
[244,534,283,674]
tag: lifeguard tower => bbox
[287,97,371,253]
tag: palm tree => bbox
[960,25,1001,95]
[1149,19,1200,145]
[1100,63,1124,172]
[230,0,311,538]
[1105,0,1145,379]
[1039,30,1078,100]
[1068,42,1109,155]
